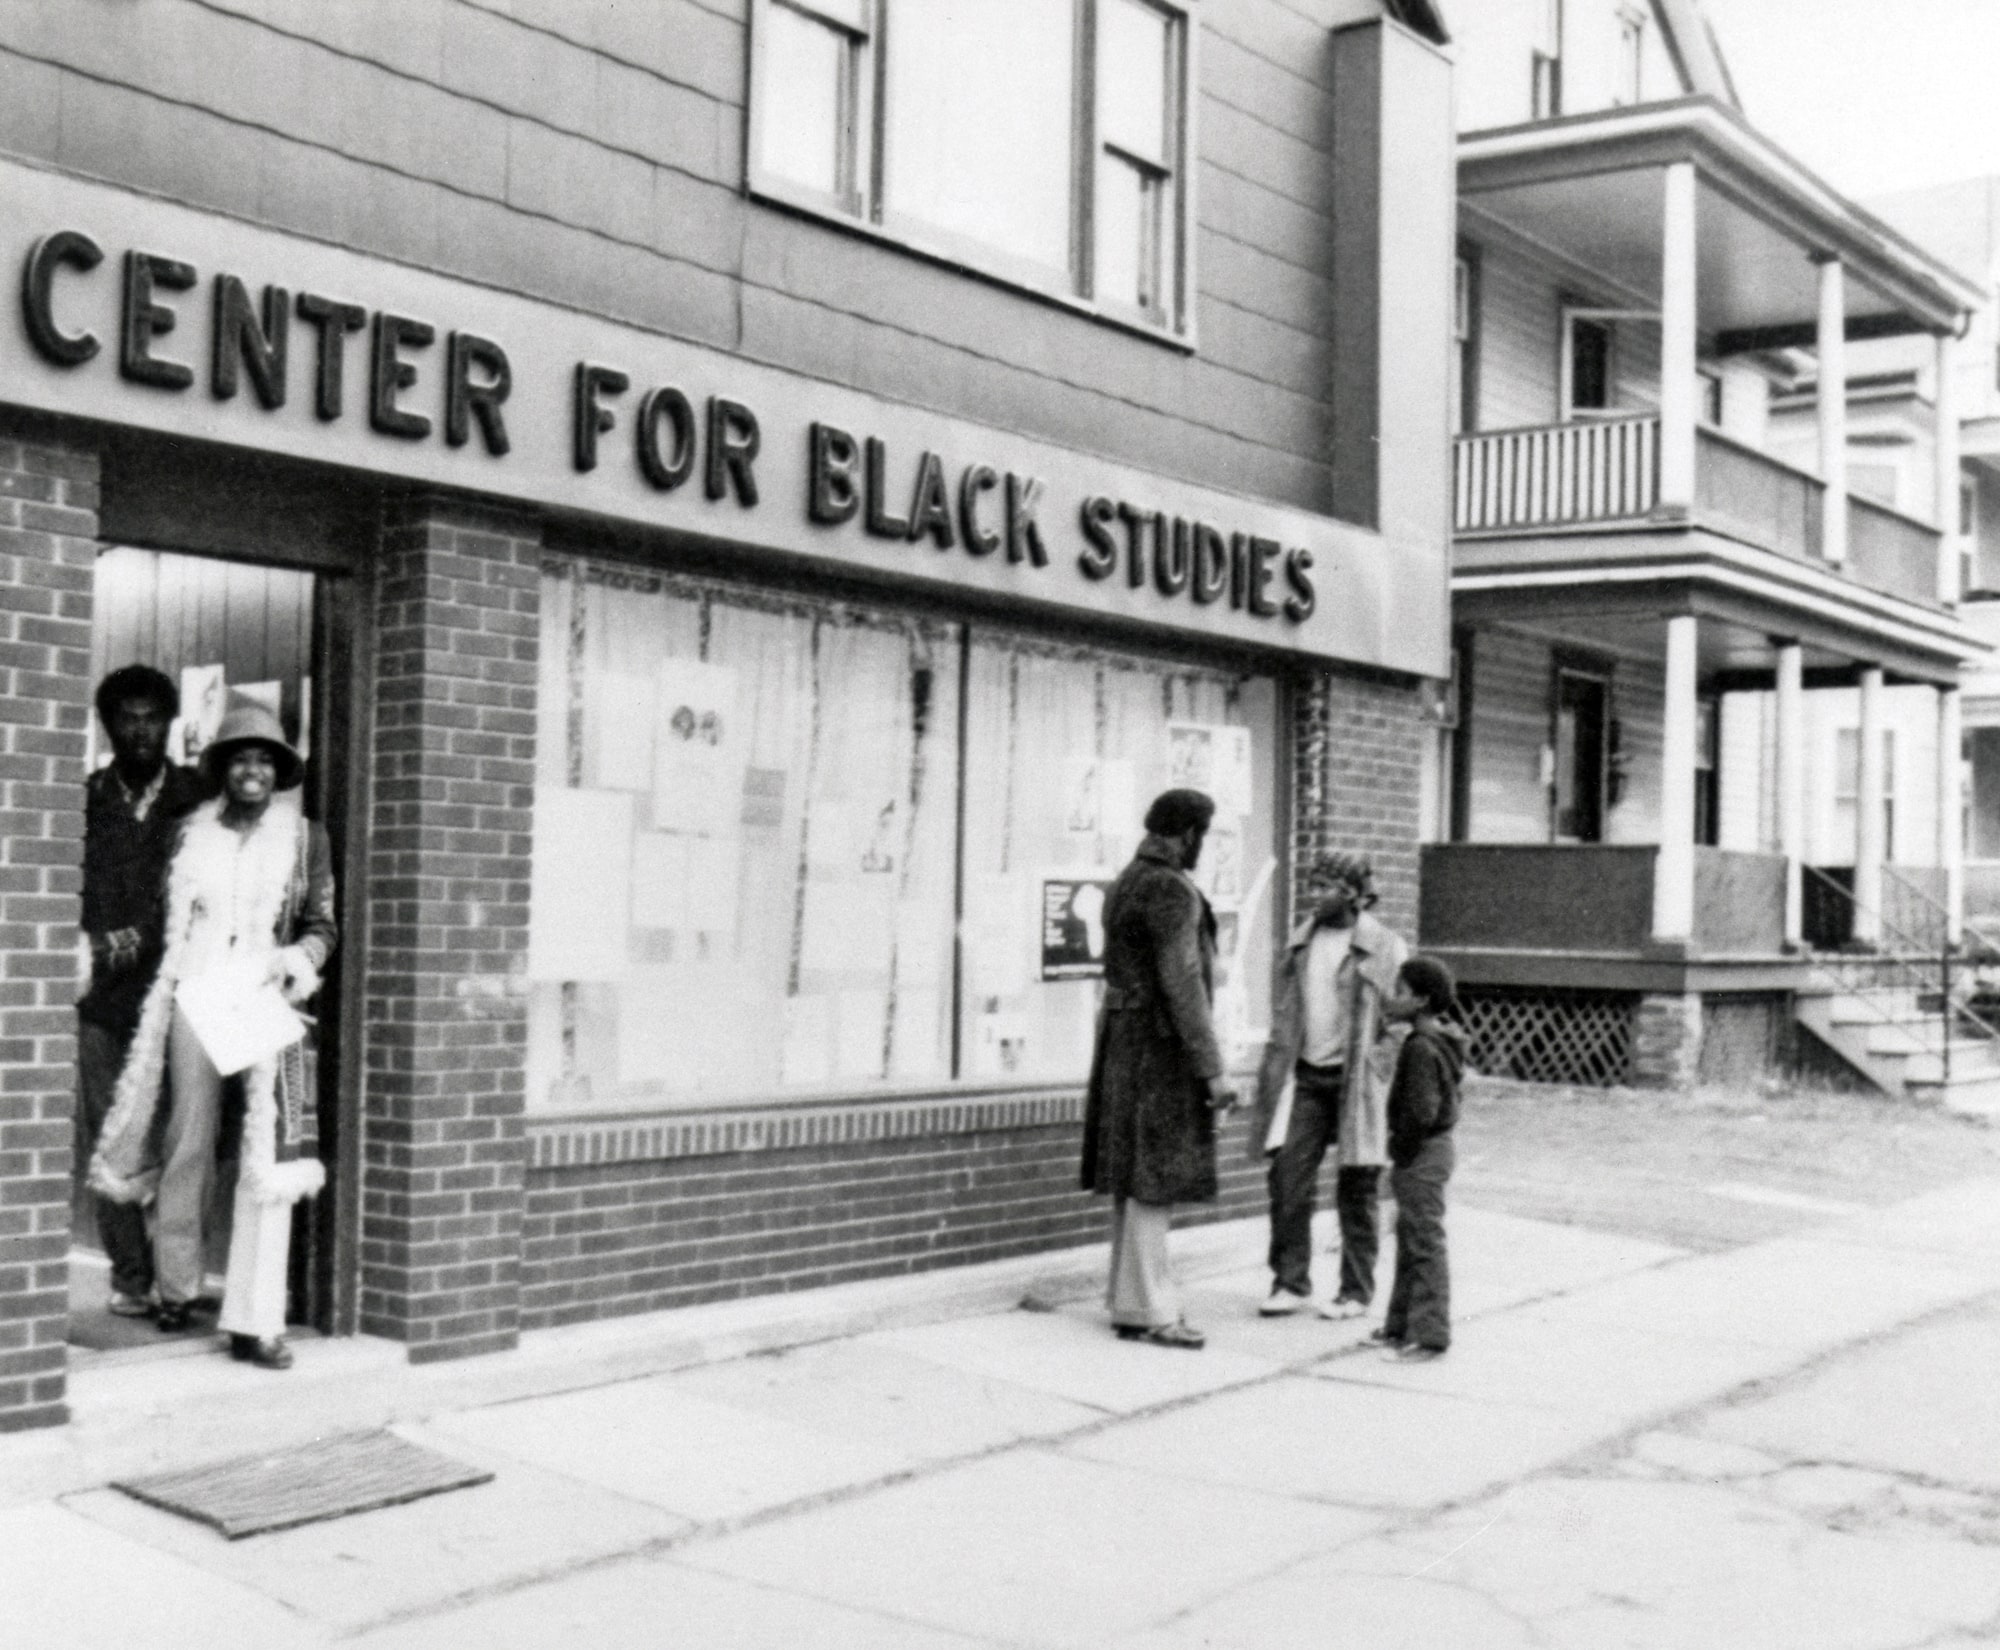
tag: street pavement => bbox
[8,1156,2000,1646]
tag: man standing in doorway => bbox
[77,665,205,1318]
[1252,853,1408,1318]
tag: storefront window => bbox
[959,634,1277,1086]
[528,560,959,1110]
[527,556,1279,1113]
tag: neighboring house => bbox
[0,3,1457,1433]
[1420,0,1990,1095]
[1773,177,2000,937]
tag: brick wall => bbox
[1292,667,1425,938]
[0,423,96,1431]
[361,498,538,1363]
[522,1112,1275,1328]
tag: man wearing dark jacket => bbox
[1376,955,1468,1361]
[78,665,206,1317]
[1081,788,1236,1350]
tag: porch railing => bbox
[1453,414,1659,532]
[1806,864,2000,1089]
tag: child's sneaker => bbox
[1317,1296,1367,1321]
[1258,1288,1312,1317]
[1391,1343,1447,1363]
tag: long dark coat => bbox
[1080,836,1225,1205]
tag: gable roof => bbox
[1384,0,1449,45]
[1656,0,1743,109]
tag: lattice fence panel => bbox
[1461,988,1636,1088]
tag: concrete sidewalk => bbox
[9,1180,2000,1648]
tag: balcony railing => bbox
[1848,495,1942,606]
[1453,418,1945,609]
[1453,414,1659,532]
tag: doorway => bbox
[70,545,353,1353]
[1552,666,1609,843]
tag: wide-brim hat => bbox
[201,698,305,791]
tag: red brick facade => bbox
[0,424,96,1432]
[360,499,539,1363]
[1292,671,1425,937]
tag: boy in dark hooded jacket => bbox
[1375,956,1469,1360]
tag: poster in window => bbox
[1064,758,1138,837]
[1166,722,1253,820]
[528,788,633,982]
[1041,878,1115,979]
[652,658,742,836]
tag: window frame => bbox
[744,0,1198,348]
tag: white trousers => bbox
[217,1183,291,1340]
[1106,1197,1179,1329]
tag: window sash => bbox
[748,0,1192,340]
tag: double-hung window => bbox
[748,0,1193,338]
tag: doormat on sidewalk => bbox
[112,1430,494,1540]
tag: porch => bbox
[1453,418,1943,611]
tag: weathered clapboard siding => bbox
[1465,624,1667,846]
[1468,235,1665,436]
[0,0,1366,514]
[1466,629,1552,843]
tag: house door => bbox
[71,546,355,1349]
[1553,668,1608,843]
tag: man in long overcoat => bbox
[1080,788,1235,1349]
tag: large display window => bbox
[527,554,1279,1113]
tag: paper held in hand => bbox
[175,965,306,1078]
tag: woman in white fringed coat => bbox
[90,699,335,1370]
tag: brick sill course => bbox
[527,1086,1091,1170]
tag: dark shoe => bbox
[1368,1327,1406,1346]
[1391,1343,1447,1363]
[108,1289,156,1320]
[1113,1324,1149,1340]
[155,1301,194,1333]
[1142,1320,1206,1350]
[229,1334,294,1371]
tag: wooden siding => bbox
[0,0,1369,515]
[1464,623,1665,845]
[1467,235,1663,435]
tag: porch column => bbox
[1855,663,1885,942]
[1657,161,1699,515]
[1655,614,1699,941]
[1940,683,1965,943]
[1937,330,1962,605]
[1818,256,1849,565]
[1776,642,1805,947]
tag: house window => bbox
[1698,368,1724,428]
[1694,696,1719,846]
[1615,7,1646,105]
[1834,727,1896,864]
[1453,246,1481,434]
[1963,476,1981,596]
[1567,315,1615,416]
[1531,49,1562,118]
[748,0,1192,337]
[756,0,873,212]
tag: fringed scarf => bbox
[88,800,326,1209]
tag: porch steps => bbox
[1793,986,2000,1118]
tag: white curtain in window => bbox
[884,0,1075,273]
[959,636,1277,1085]
[529,564,959,1111]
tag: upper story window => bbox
[748,0,1192,339]
[1614,6,1646,106]
[1531,49,1562,119]
[1453,248,1481,434]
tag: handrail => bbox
[1806,864,2000,1089]
[1884,862,2000,962]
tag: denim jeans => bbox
[1267,1063,1382,1302]
[1385,1135,1454,1350]
[77,1015,154,1299]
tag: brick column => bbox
[1292,669,1424,939]
[362,497,538,1363]
[1632,992,1702,1089]
[0,427,96,1431]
